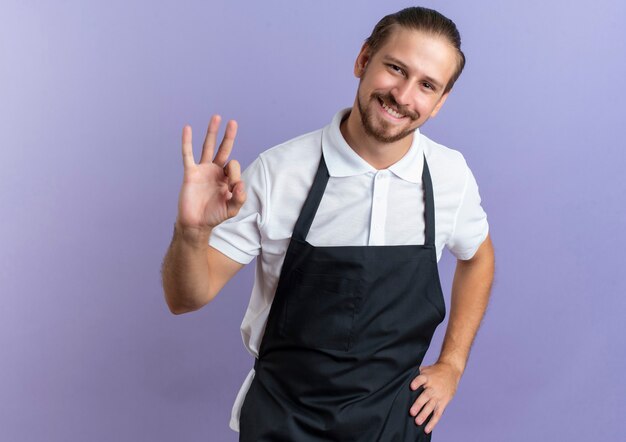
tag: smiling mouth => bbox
[377,97,406,119]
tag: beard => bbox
[357,91,419,144]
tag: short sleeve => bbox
[209,156,267,264]
[446,163,489,260]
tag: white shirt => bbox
[209,109,489,431]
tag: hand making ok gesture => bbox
[177,115,246,232]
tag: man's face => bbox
[354,27,458,144]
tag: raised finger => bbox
[182,125,195,168]
[213,120,238,167]
[200,115,222,164]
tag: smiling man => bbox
[162,6,494,441]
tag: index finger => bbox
[411,374,428,390]
[213,120,238,167]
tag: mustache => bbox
[373,93,418,120]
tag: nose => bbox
[391,80,412,106]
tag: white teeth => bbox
[381,101,403,118]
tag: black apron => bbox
[240,153,446,441]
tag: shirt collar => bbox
[322,108,424,184]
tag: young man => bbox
[162,6,495,441]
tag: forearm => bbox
[162,117,247,314]
[161,222,213,314]
[437,236,495,375]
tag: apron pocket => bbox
[280,269,360,352]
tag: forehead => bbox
[373,27,458,84]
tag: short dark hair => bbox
[364,7,466,93]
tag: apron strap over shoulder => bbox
[291,154,330,241]
[422,154,436,247]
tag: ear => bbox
[354,43,371,78]
[429,90,451,118]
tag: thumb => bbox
[226,181,246,218]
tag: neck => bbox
[340,107,414,170]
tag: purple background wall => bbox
[1,0,625,440]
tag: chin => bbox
[358,100,417,144]
[364,118,417,144]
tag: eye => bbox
[387,64,405,76]
[422,82,435,91]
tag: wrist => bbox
[173,221,212,247]
[436,357,465,379]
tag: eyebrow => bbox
[382,55,444,90]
